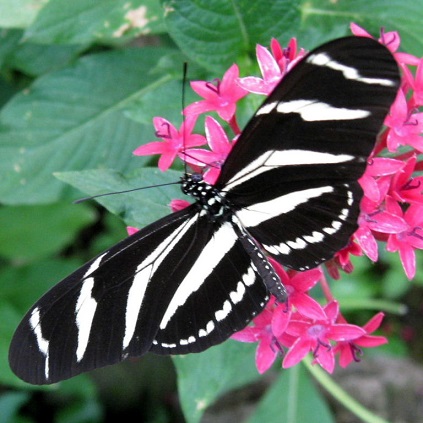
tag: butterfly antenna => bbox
[180,63,221,172]
[74,181,181,204]
[182,62,189,175]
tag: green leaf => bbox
[0,47,183,204]
[297,0,423,54]
[25,0,165,45]
[0,303,29,387]
[8,38,85,77]
[0,391,30,423]
[0,258,84,312]
[0,29,23,68]
[248,365,334,423]
[55,377,103,423]
[56,168,182,228]
[0,202,95,262]
[0,0,43,29]
[173,340,261,423]
[163,0,301,71]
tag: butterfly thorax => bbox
[181,173,232,222]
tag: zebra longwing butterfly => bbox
[9,36,400,384]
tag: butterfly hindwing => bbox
[150,219,269,354]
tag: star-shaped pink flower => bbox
[184,64,248,122]
[335,312,387,367]
[133,115,206,171]
[283,301,365,373]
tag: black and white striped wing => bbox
[9,36,400,385]
[218,36,400,270]
[9,207,269,384]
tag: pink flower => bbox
[350,23,400,53]
[283,301,365,373]
[269,259,326,323]
[184,64,248,122]
[270,37,305,72]
[231,299,282,374]
[182,116,233,184]
[389,155,423,204]
[126,226,139,236]
[335,312,387,368]
[326,242,363,279]
[385,90,423,152]
[238,44,283,95]
[386,198,423,279]
[233,262,327,373]
[356,195,407,261]
[170,199,191,212]
[133,115,206,171]
[238,38,305,95]
[404,57,423,106]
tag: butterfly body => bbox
[9,36,400,384]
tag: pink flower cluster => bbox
[133,24,423,374]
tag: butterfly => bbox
[9,36,400,384]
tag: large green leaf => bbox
[173,340,261,423]
[24,0,165,45]
[0,0,43,29]
[247,365,334,423]
[56,168,183,228]
[163,0,301,72]
[163,0,423,73]
[297,0,423,53]
[0,202,95,262]
[0,47,184,204]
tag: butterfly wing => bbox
[218,36,400,270]
[9,206,269,384]
[9,36,400,385]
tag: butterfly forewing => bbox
[219,36,400,270]
[9,36,400,385]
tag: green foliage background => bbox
[0,0,422,422]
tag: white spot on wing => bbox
[287,237,307,250]
[307,52,396,86]
[230,281,246,304]
[161,342,177,348]
[159,223,238,330]
[276,100,370,121]
[304,231,325,243]
[75,277,98,362]
[236,186,334,228]
[122,215,198,349]
[29,307,50,381]
[180,336,196,345]
[122,265,152,350]
[266,150,355,166]
[255,101,277,115]
[199,320,215,338]
[225,150,354,192]
[74,253,106,363]
[243,266,256,286]
[215,300,232,322]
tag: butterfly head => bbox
[181,173,232,222]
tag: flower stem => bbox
[340,298,407,315]
[303,356,390,423]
